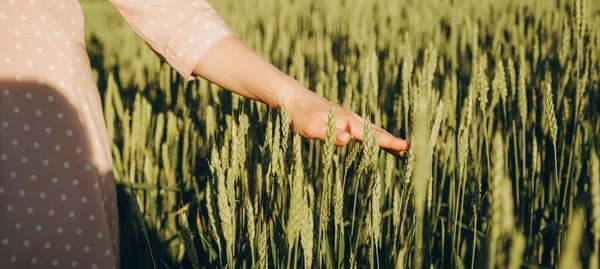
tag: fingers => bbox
[307,123,351,147]
[334,128,351,146]
[377,129,410,152]
[299,114,351,147]
[295,105,410,157]
[345,117,410,156]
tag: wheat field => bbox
[81,0,600,268]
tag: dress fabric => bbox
[0,1,235,268]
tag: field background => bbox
[81,0,600,268]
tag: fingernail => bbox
[337,132,350,142]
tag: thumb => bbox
[334,128,351,146]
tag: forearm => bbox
[192,35,304,109]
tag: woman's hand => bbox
[193,36,409,156]
[283,86,409,156]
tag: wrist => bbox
[266,74,307,111]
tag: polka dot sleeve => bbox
[107,0,236,81]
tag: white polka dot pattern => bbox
[1,0,235,81]
[0,0,85,44]
[107,0,237,80]
[1,36,119,268]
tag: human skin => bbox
[192,35,410,157]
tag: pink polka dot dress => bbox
[0,1,235,268]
